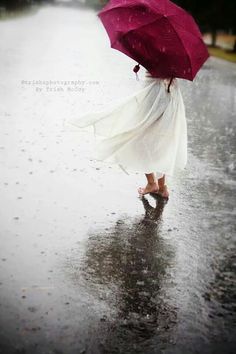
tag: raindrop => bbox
[226,162,235,172]
[32,327,41,331]
[28,306,37,313]
[100,315,107,322]
[136,280,145,286]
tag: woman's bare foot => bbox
[138,182,159,196]
[157,185,169,199]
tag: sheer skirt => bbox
[67,72,188,181]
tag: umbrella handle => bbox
[167,76,174,93]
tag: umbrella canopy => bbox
[97,0,209,80]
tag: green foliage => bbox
[208,47,236,63]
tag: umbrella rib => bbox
[98,4,133,15]
[167,20,193,79]
[98,3,157,16]
[111,17,166,47]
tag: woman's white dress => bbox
[67,70,187,179]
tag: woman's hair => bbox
[167,77,174,93]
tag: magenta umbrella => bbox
[97,0,209,81]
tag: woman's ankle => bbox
[145,173,158,185]
[158,174,165,189]
[159,184,167,190]
[147,181,158,186]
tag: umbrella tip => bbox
[133,64,140,81]
[133,63,140,73]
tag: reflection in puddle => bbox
[66,196,177,353]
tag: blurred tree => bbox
[175,0,236,46]
[0,0,54,11]
[0,0,30,8]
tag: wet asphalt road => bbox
[0,2,236,354]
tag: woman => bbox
[68,69,187,199]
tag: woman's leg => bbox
[138,173,159,195]
[157,174,169,198]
